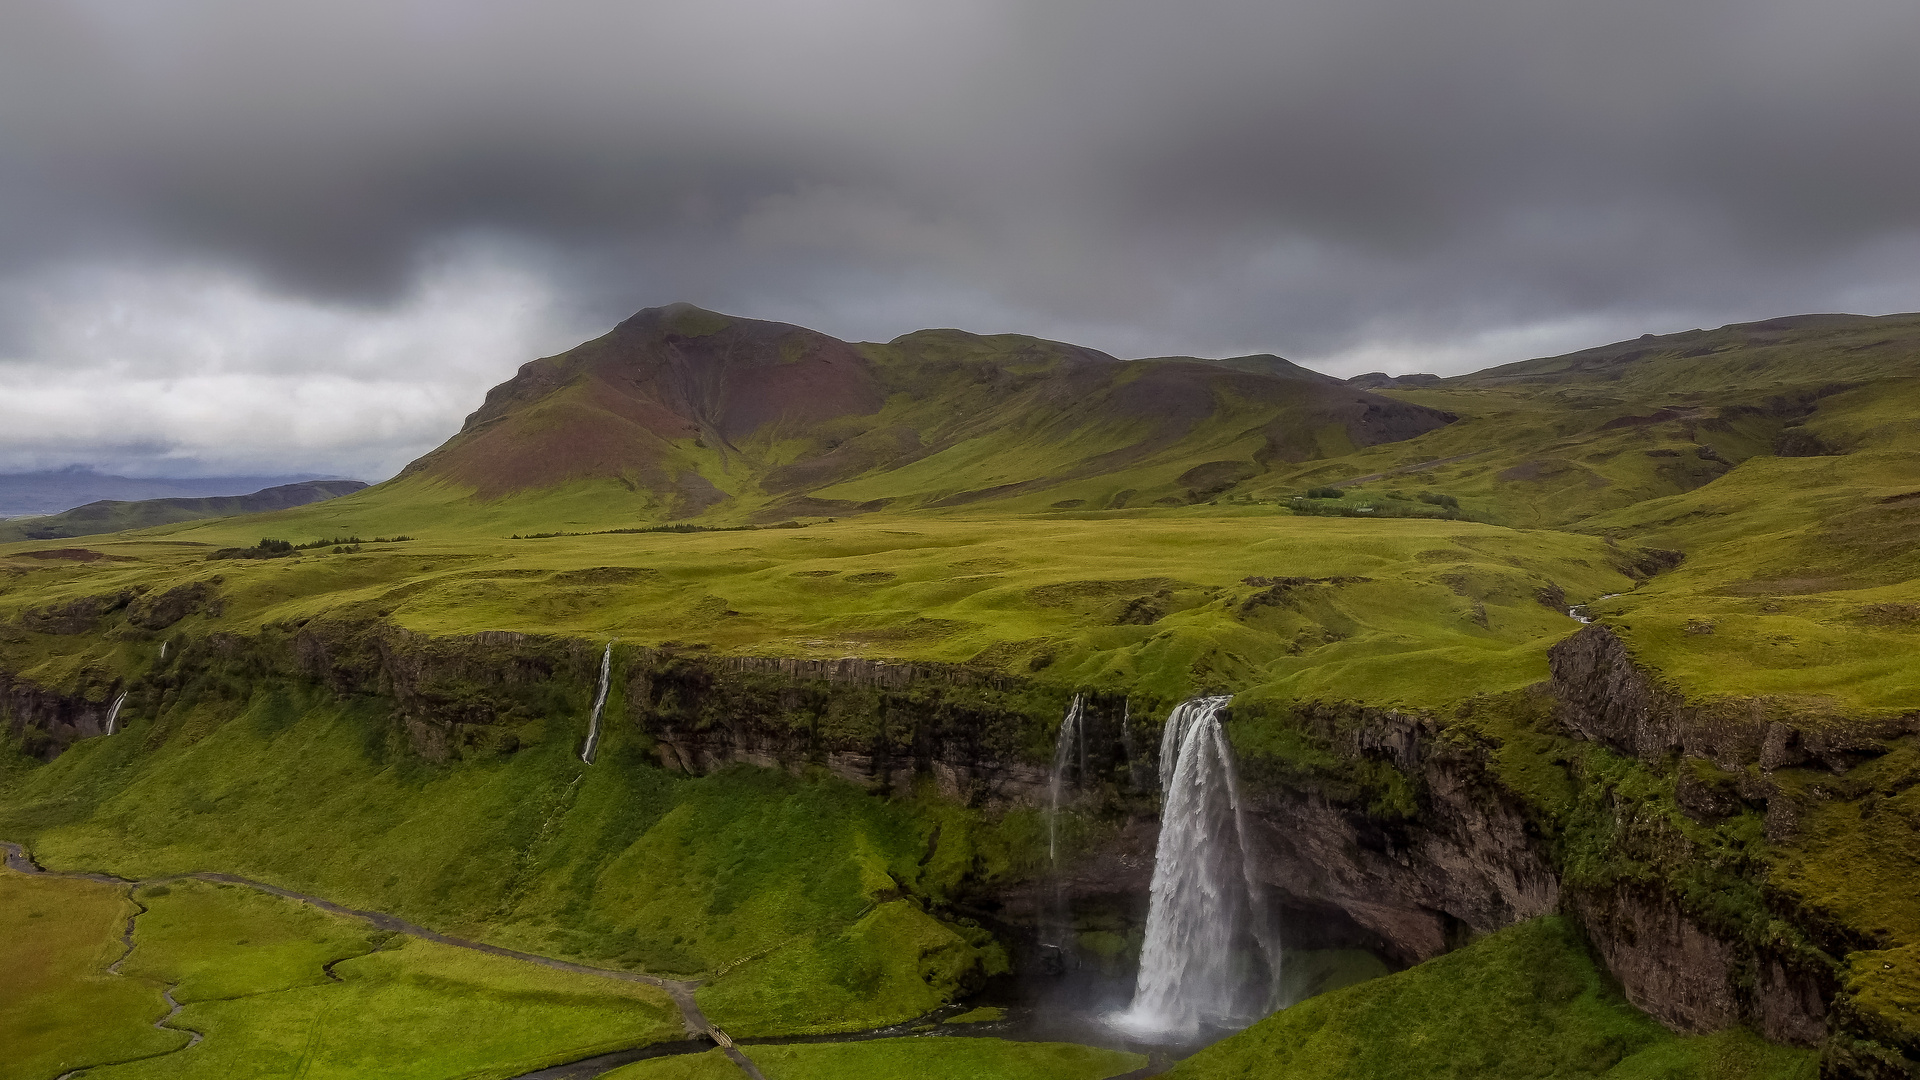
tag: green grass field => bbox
[58,875,682,1080]
[0,869,184,1080]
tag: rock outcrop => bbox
[1238,707,1560,965]
[0,671,118,759]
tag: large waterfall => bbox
[579,642,613,764]
[1114,695,1280,1038]
[103,693,126,735]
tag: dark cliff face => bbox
[1545,624,1920,1070]
[1237,705,1560,966]
[1,672,119,759]
[628,651,1150,809]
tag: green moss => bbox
[1170,917,1815,1080]
[698,900,999,1035]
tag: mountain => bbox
[396,302,1455,518]
[0,467,344,518]
[0,480,367,542]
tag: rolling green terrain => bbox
[2,305,1918,1079]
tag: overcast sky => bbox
[3,0,1918,480]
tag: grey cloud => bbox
[1,0,1918,475]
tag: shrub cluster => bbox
[207,538,295,561]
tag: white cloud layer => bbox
[0,240,591,479]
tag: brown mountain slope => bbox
[397,303,1456,516]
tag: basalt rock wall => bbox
[0,672,118,759]
[1234,704,1561,966]
[625,648,1155,809]
[1547,623,1919,1068]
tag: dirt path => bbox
[3,840,771,1080]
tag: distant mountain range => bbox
[0,468,353,519]
[0,480,368,542]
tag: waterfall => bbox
[159,641,168,660]
[1047,694,1086,863]
[1041,695,1086,960]
[579,642,614,764]
[1114,695,1280,1038]
[104,693,127,735]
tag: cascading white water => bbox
[579,642,614,764]
[1042,694,1087,958]
[103,693,126,735]
[1113,695,1281,1039]
[1047,694,1086,864]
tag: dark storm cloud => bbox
[2,0,1918,476]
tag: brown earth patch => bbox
[11,548,137,562]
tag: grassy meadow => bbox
[10,872,686,1080]
[0,869,184,1079]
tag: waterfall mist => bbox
[1113,695,1281,1039]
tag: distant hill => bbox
[1133,352,1344,383]
[0,468,345,518]
[394,302,1456,518]
[1449,311,1920,393]
[0,480,368,542]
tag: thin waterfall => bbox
[579,642,614,764]
[1047,694,1086,863]
[159,641,168,660]
[1120,698,1147,792]
[103,693,126,735]
[1042,695,1086,959]
[1114,695,1281,1038]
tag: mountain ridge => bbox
[394,302,1456,517]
